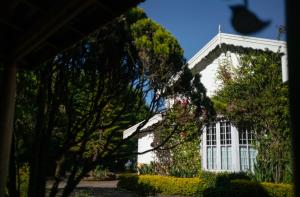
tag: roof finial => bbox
[218,24,221,48]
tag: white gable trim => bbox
[188,33,288,82]
[122,114,162,139]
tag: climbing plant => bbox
[213,51,291,183]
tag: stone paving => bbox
[49,180,139,197]
[74,180,138,197]
[49,180,184,197]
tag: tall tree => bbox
[12,8,207,197]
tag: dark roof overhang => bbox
[0,0,143,69]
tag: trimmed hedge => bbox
[199,171,251,188]
[117,174,203,196]
[204,179,294,197]
[256,181,293,197]
[118,174,294,197]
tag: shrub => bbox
[137,162,156,175]
[199,171,250,188]
[18,164,30,197]
[90,166,116,181]
[203,179,294,197]
[117,173,140,191]
[260,181,294,197]
[117,174,203,196]
[118,173,294,197]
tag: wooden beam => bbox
[12,0,96,61]
[0,0,21,19]
[0,18,23,32]
[20,1,86,37]
[0,63,16,197]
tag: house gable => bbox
[188,33,287,83]
[122,32,287,169]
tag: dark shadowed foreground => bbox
[47,180,137,197]
[47,180,185,197]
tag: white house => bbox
[123,32,287,172]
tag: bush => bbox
[18,164,30,197]
[117,174,203,196]
[90,166,116,181]
[118,173,294,197]
[137,162,156,175]
[117,173,140,191]
[260,181,294,197]
[203,179,294,197]
[199,171,250,188]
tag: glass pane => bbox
[221,146,226,169]
[207,146,217,170]
[239,128,247,145]
[221,146,232,170]
[228,146,232,170]
[249,147,257,171]
[212,147,217,169]
[207,147,212,169]
[240,146,249,171]
[221,122,231,145]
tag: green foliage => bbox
[168,140,202,178]
[151,102,202,177]
[18,164,30,197]
[199,171,250,188]
[130,17,185,91]
[73,189,93,197]
[137,162,156,175]
[117,174,202,196]
[260,181,294,197]
[213,52,291,183]
[150,91,213,177]
[203,179,294,197]
[117,174,294,197]
[90,166,115,181]
[14,7,194,196]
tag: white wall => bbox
[137,133,156,164]
[200,58,221,97]
[199,52,240,97]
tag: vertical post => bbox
[231,125,239,172]
[286,0,300,196]
[218,24,222,48]
[216,122,221,170]
[202,126,207,170]
[0,64,17,197]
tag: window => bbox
[239,127,256,171]
[220,122,232,170]
[221,146,232,170]
[207,146,217,170]
[206,123,216,145]
[240,146,248,170]
[207,123,216,169]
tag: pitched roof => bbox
[123,114,162,139]
[0,0,143,69]
[187,33,287,82]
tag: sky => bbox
[139,0,286,60]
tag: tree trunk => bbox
[0,64,16,197]
[49,156,66,197]
[27,69,50,197]
[8,134,18,197]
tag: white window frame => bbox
[239,127,256,172]
[206,123,217,170]
[220,121,232,170]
